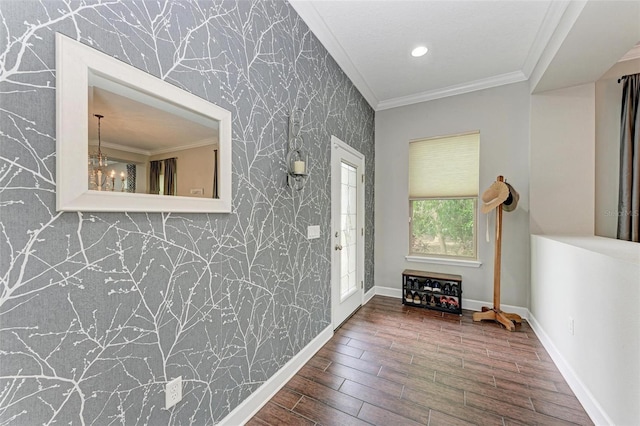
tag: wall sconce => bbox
[286,109,308,190]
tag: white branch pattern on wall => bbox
[0,0,374,424]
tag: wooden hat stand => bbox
[473,175,522,331]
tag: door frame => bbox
[330,135,365,329]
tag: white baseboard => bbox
[462,298,530,320]
[372,286,603,423]
[374,285,402,298]
[364,287,376,305]
[218,288,604,425]
[527,313,610,426]
[372,286,529,319]
[219,325,333,426]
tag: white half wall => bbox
[530,83,595,235]
[531,235,640,425]
[374,82,531,308]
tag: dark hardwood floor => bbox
[248,296,593,425]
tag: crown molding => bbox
[89,138,218,157]
[619,44,640,62]
[149,138,218,156]
[288,0,379,109]
[290,0,585,111]
[90,140,151,156]
[376,71,527,111]
[522,1,571,79]
[528,1,588,93]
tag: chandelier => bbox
[88,114,113,191]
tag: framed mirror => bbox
[56,33,232,213]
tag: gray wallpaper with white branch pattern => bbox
[0,0,375,424]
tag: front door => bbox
[331,136,365,329]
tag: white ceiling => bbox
[288,0,639,111]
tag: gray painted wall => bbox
[0,0,374,424]
[375,82,530,308]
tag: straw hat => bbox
[481,181,509,213]
[502,182,519,212]
[481,180,519,213]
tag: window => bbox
[409,132,479,259]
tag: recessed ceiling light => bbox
[411,46,428,57]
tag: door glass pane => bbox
[340,161,358,299]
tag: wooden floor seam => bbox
[248,296,593,426]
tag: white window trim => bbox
[405,255,482,268]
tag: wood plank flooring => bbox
[248,296,593,426]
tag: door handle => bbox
[334,244,343,251]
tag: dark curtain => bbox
[149,160,161,194]
[617,74,640,242]
[164,157,177,196]
[213,149,218,199]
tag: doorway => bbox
[331,136,365,329]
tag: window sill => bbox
[405,255,482,268]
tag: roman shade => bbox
[409,132,479,198]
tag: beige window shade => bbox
[409,132,479,198]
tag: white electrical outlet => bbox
[568,317,574,335]
[165,376,182,409]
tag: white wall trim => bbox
[364,287,376,305]
[373,287,529,318]
[374,285,402,299]
[528,1,587,93]
[220,287,605,426]
[521,0,571,78]
[376,71,527,111]
[527,313,612,426]
[219,325,333,426]
[375,287,605,424]
[619,43,640,62]
[462,298,530,320]
[220,289,386,425]
[287,1,378,109]
[405,255,482,268]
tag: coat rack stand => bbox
[473,175,522,331]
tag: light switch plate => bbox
[307,225,320,239]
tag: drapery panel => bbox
[617,74,640,242]
[164,157,177,196]
[149,160,161,195]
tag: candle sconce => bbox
[286,109,308,191]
